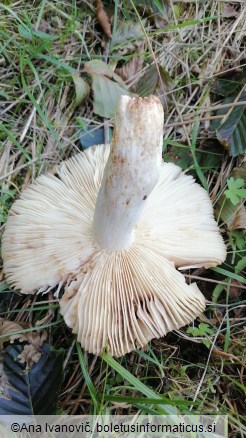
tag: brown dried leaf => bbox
[0,318,27,350]
[17,331,47,369]
[222,4,238,18]
[71,73,90,107]
[232,160,246,181]
[115,42,145,83]
[26,330,47,349]
[230,205,246,230]
[18,345,41,366]
[116,56,143,83]
[215,195,246,230]
[96,0,112,38]
[0,363,13,400]
[228,280,244,300]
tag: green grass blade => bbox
[101,353,178,414]
[212,267,246,284]
[191,118,208,190]
[103,395,196,406]
[76,342,98,410]
[0,321,61,340]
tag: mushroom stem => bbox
[93,96,164,251]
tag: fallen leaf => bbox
[126,0,171,28]
[18,330,48,369]
[222,4,238,18]
[18,345,41,368]
[0,343,63,415]
[212,79,241,97]
[71,73,90,107]
[0,319,27,350]
[111,21,144,53]
[84,60,132,118]
[96,0,112,38]
[215,91,246,156]
[230,205,246,230]
[229,284,243,300]
[84,59,124,83]
[215,195,246,230]
[232,160,246,181]
[115,42,145,83]
[136,63,172,109]
[0,362,13,401]
[0,319,48,369]
[91,74,131,118]
[212,67,246,97]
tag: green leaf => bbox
[71,74,90,107]
[212,79,241,97]
[18,24,32,40]
[0,283,9,293]
[202,339,212,349]
[229,230,246,250]
[84,60,132,118]
[136,64,159,97]
[224,177,246,206]
[235,256,246,274]
[215,92,246,156]
[212,284,225,303]
[91,75,131,118]
[136,64,172,108]
[187,323,215,337]
[228,177,245,189]
[36,54,77,74]
[18,24,55,42]
[186,322,215,348]
[190,118,208,190]
[0,343,63,415]
[84,60,125,84]
[111,20,144,51]
[32,30,56,41]
[212,68,246,97]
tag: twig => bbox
[20,91,44,143]
[183,274,246,290]
[183,99,246,118]
[190,313,226,409]
[0,155,53,181]
[164,114,223,129]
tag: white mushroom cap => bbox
[2,95,226,356]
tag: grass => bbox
[0,1,245,436]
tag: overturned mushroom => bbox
[2,96,226,356]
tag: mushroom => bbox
[2,95,226,357]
